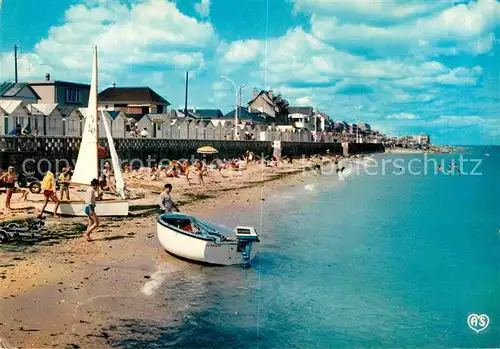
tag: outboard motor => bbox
[235,226,260,264]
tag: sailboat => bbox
[44,47,129,217]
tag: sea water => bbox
[114,147,499,348]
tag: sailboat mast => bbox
[94,46,99,180]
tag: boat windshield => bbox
[161,215,235,238]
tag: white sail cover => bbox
[101,109,125,199]
[72,47,99,185]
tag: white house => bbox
[288,106,314,131]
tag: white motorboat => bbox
[44,47,129,217]
[157,213,260,266]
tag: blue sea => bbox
[115,147,499,348]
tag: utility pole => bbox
[184,71,189,119]
[14,45,19,83]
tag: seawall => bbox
[0,136,384,173]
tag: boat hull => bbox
[44,200,129,217]
[156,222,258,266]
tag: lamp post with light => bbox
[221,76,245,139]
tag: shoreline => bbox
[0,160,318,348]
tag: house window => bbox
[65,88,80,103]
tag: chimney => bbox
[252,88,258,99]
[193,106,197,114]
[112,82,116,88]
[45,73,50,81]
[268,89,273,100]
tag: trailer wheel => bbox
[0,231,8,243]
[30,182,42,194]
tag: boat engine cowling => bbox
[235,227,259,264]
[235,226,259,242]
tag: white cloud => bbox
[309,0,500,57]
[0,52,51,81]
[222,39,261,64]
[292,0,449,24]
[220,27,483,88]
[194,0,210,18]
[387,112,420,120]
[295,96,312,106]
[30,0,215,81]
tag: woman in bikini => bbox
[0,167,17,211]
[182,160,192,185]
[194,160,204,185]
[102,162,117,192]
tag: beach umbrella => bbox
[197,146,218,155]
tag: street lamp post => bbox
[239,84,246,118]
[354,105,362,143]
[221,76,245,140]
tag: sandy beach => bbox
[0,158,330,348]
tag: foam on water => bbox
[304,184,316,191]
[142,263,181,296]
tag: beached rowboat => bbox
[157,213,260,266]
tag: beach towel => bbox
[41,172,55,191]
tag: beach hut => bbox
[163,116,174,139]
[178,120,189,139]
[30,103,64,136]
[170,118,182,139]
[147,113,170,138]
[135,114,153,138]
[214,122,224,140]
[60,106,84,137]
[205,122,215,140]
[0,100,31,135]
[108,110,127,138]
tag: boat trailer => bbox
[0,217,46,243]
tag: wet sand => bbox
[0,160,321,348]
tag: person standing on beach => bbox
[181,160,192,185]
[83,179,101,242]
[58,167,72,201]
[159,183,179,214]
[0,167,17,211]
[39,171,60,218]
[195,160,205,185]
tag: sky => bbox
[0,0,499,145]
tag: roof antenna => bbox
[14,45,18,83]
